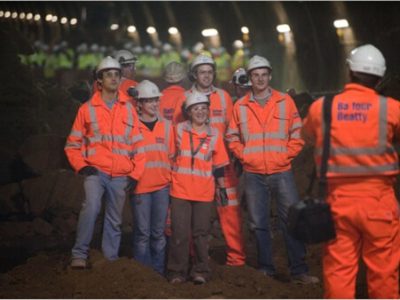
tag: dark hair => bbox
[97,68,121,80]
[350,71,381,89]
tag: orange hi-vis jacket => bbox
[170,121,229,202]
[302,83,400,178]
[185,85,233,135]
[226,89,304,175]
[65,90,145,180]
[135,118,175,194]
[159,85,186,125]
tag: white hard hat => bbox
[192,42,204,54]
[233,40,244,50]
[346,44,386,77]
[191,54,215,72]
[96,56,121,76]
[231,68,252,87]
[184,92,210,111]
[163,43,173,52]
[115,49,137,65]
[91,43,99,52]
[164,61,186,83]
[247,55,272,73]
[136,80,162,99]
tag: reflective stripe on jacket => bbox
[170,121,229,202]
[135,118,174,194]
[159,85,186,125]
[302,83,400,178]
[64,90,146,180]
[226,89,304,174]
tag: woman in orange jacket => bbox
[167,92,229,284]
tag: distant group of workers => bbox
[64,42,399,298]
[20,39,250,84]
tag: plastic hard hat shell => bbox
[346,44,386,77]
[136,80,162,99]
[115,50,137,65]
[96,56,121,75]
[191,54,215,71]
[185,92,210,111]
[164,61,186,83]
[247,55,272,73]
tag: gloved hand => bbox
[217,187,229,207]
[78,166,98,176]
[125,177,138,194]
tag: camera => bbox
[127,86,138,98]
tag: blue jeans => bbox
[244,170,308,276]
[72,171,129,261]
[131,185,170,275]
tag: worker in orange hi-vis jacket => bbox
[65,56,145,269]
[302,44,400,299]
[183,54,246,267]
[130,80,175,276]
[167,92,230,285]
[92,49,138,105]
[226,55,319,285]
[159,61,187,125]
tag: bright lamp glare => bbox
[51,15,58,23]
[34,14,41,21]
[45,14,52,22]
[70,18,77,25]
[61,17,68,24]
[333,19,349,29]
[127,25,136,33]
[241,26,249,34]
[168,27,179,35]
[0,11,4,18]
[11,12,18,19]
[110,24,119,30]
[26,13,33,20]
[4,11,11,18]
[19,12,25,19]
[201,28,218,37]
[276,24,291,33]
[147,26,156,34]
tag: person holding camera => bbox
[230,67,252,102]
[226,55,318,284]
[302,44,400,298]
[183,54,246,268]
[129,80,174,275]
[167,92,229,284]
[65,56,145,268]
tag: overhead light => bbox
[0,11,4,18]
[26,13,33,20]
[45,14,52,22]
[60,17,68,24]
[202,28,218,37]
[127,25,136,33]
[110,23,119,30]
[241,26,249,34]
[70,18,77,25]
[147,26,156,34]
[51,15,58,23]
[4,11,10,18]
[276,24,291,33]
[19,12,25,19]
[11,12,18,19]
[168,27,179,35]
[333,19,349,29]
[34,14,41,21]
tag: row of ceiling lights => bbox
[0,10,78,25]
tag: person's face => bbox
[100,69,121,92]
[121,63,135,79]
[138,97,159,118]
[249,68,271,92]
[195,64,214,89]
[188,103,209,126]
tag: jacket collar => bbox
[90,90,129,106]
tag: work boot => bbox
[70,258,88,269]
[192,275,206,285]
[291,273,320,285]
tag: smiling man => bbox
[226,55,318,284]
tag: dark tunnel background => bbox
[1,1,400,93]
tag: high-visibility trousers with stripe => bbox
[216,163,246,266]
[323,177,399,299]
